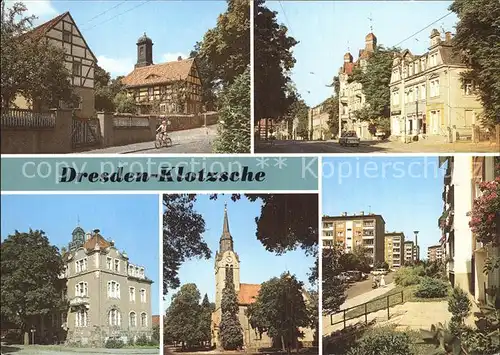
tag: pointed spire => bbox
[219,203,233,253]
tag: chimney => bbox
[177,56,182,61]
[360,211,365,216]
[93,229,100,235]
[110,240,115,246]
[445,31,452,43]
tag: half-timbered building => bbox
[14,12,97,118]
[121,34,202,115]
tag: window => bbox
[421,58,426,71]
[160,103,166,113]
[430,79,440,97]
[129,287,136,302]
[114,259,120,273]
[72,62,81,76]
[323,240,334,247]
[148,88,153,97]
[75,309,88,327]
[420,84,426,100]
[336,231,344,237]
[392,91,399,105]
[75,281,88,297]
[75,258,87,273]
[323,231,333,237]
[107,281,120,299]
[139,46,144,56]
[63,30,71,42]
[129,312,137,327]
[140,312,147,327]
[464,80,474,95]
[108,309,121,327]
[107,257,112,270]
[140,289,146,303]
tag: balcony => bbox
[69,296,90,307]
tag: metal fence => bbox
[1,108,55,128]
[330,290,405,329]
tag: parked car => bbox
[346,270,363,282]
[339,131,360,146]
[372,268,388,276]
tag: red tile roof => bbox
[152,315,160,326]
[121,58,195,88]
[83,233,110,251]
[24,12,68,39]
[238,283,260,305]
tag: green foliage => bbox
[324,95,340,138]
[450,0,500,125]
[199,294,214,345]
[105,338,124,348]
[420,322,464,355]
[287,97,309,140]
[394,266,423,287]
[322,246,348,314]
[246,273,309,353]
[254,0,298,122]
[414,277,449,299]
[448,287,472,334]
[468,291,500,354]
[1,3,77,109]
[347,329,413,355]
[306,289,319,344]
[213,68,250,153]
[323,322,372,355]
[0,230,66,335]
[350,46,400,127]
[135,335,150,346]
[163,195,210,294]
[373,261,389,270]
[423,260,447,279]
[94,65,115,112]
[337,246,372,273]
[219,280,243,350]
[113,92,137,114]
[164,284,209,348]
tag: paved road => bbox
[345,272,395,299]
[255,139,498,153]
[85,125,217,154]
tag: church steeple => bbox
[219,204,233,253]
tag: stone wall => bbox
[1,108,73,153]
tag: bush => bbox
[347,329,413,355]
[323,322,373,355]
[105,338,124,348]
[414,277,448,298]
[448,286,471,334]
[394,267,422,287]
[135,335,149,346]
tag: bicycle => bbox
[155,132,172,148]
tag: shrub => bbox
[135,335,149,346]
[394,267,422,287]
[448,286,472,334]
[105,338,124,348]
[347,329,413,355]
[414,277,448,298]
[323,322,373,355]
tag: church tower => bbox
[214,204,240,311]
[135,33,153,68]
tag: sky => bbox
[270,1,458,107]
[164,194,316,311]
[0,194,160,315]
[8,0,227,77]
[322,156,446,258]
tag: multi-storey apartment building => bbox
[338,33,377,139]
[308,102,330,140]
[427,244,444,262]
[440,156,499,304]
[322,212,385,266]
[389,29,483,142]
[384,232,405,269]
[403,241,415,263]
[63,227,153,345]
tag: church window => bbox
[108,309,121,327]
[75,309,88,327]
[129,312,137,327]
[140,312,147,327]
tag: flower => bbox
[469,177,500,246]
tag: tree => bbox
[164,284,205,348]
[213,68,250,153]
[190,42,217,110]
[0,230,66,345]
[287,97,309,140]
[246,273,309,354]
[94,65,115,112]
[306,290,319,345]
[219,279,243,350]
[322,246,348,315]
[1,2,77,109]
[199,294,214,345]
[254,0,298,123]
[163,195,211,294]
[324,96,339,138]
[350,46,400,134]
[450,0,500,125]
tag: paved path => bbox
[346,273,395,299]
[85,125,217,154]
[255,139,498,153]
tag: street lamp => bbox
[413,230,419,261]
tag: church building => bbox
[211,205,315,350]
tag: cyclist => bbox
[156,119,169,143]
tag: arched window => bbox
[129,311,137,328]
[140,312,147,327]
[108,308,121,327]
[225,264,233,284]
[75,309,88,327]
